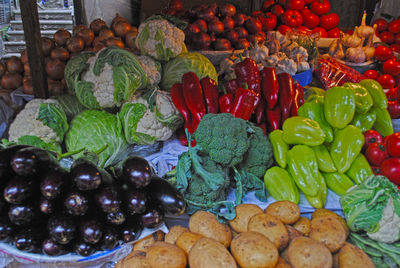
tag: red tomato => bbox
[279,0,286,5]
[310,0,331,16]
[363,129,383,151]
[389,19,400,34]
[381,158,400,184]
[365,142,389,166]
[320,13,339,30]
[373,18,388,32]
[386,133,400,156]
[371,166,382,175]
[261,0,276,12]
[395,33,400,45]
[301,8,311,17]
[375,45,394,62]
[380,31,395,44]
[327,27,340,38]
[262,12,277,31]
[278,24,291,34]
[383,58,400,76]
[282,9,303,28]
[390,43,400,53]
[363,69,379,80]
[312,27,328,38]
[303,12,320,29]
[285,0,305,10]
[386,87,399,101]
[271,5,284,17]
[388,100,400,118]
[377,74,396,89]
[304,0,314,4]
[295,26,311,35]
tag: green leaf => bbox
[175,151,191,192]
[74,79,101,109]
[155,109,184,130]
[118,103,147,144]
[113,65,130,106]
[17,135,61,153]
[37,103,69,141]
[56,94,86,122]
[137,25,150,56]
[64,52,95,92]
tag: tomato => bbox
[271,4,284,17]
[304,0,314,4]
[282,9,303,28]
[383,58,400,77]
[363,69,379,80]
[380,31,395,44]
[386,132,400,156]
[373,18,388,32]
[388,100,400,118]
[285,0,305,10]
[301,8,311,17]
[391,43,400,53]
[295,26,311,35]
[374,45,394,62]
[388,19,400,34]
[327,27,340,38]
[261,12,277,31]
[381,158,400,184]
[261,0,276,12]
[278,24,292,34]
[279,0,286,5]
[312,27,328,38]
[365,142,389,166]
[377,74,396,89]
[371,166,382,175]
[363,130,383,152]
[310,0,331,16]
[303,12,320,29]
[386,87,399,101]
[320,13,339,30]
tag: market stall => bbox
[0,0,400,267]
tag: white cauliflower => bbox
[137,55,162,86]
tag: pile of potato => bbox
[116,201,374,268]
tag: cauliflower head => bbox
[137,55,162,86]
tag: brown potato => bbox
[165,225,189,244]
[176,231,203,255]
[248,213,289,251]
[309,215,347,253]
[287,237,332,268]
[286,225,304,244]
[336,242,375,268]
[133,231,164,252]
[265,201,300,224]
[146,242,187,268]
[189,210,232,247]
[231,231,278,268]
[293,217,311,236]
[188,237,237,268]
[275,257,292,268]
[116,251,151,268]
[229,204,263,233]
[312,208,349,236]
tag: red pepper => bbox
[177,128,197,147]
[266,105,281,132]
[291,82,305,116]
[231,87,258,120]
[225,79,239,95]
[261,67,279,109]
[255,97,266,125]
[277,72,295,122]
[219,93,233,113]
[182,72,206,123]
[256,122,267,135]
[170,83,191,123]
[235,58,261,93]
[200,77,219,114]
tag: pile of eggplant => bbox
[0,145,185,256]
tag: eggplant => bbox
[145,176,186,215]
[3,176,32,204]
[8,204,35,226]
[40,169,69,200]
[121,156,152,188]
[95,186,121,213]
[99,227,119,250]
[0,145,29,179]
[70,158,111,191]
[42,238,66,256]
[120,216,143,243]
[10,147,59,177]
[64,191,89,216]
[0,198,7,215]
[80,219,103,244]
[0,219,14,241]
[124,186,147,215]
[140,206,164,229]
[39,197,58,215]
[73,239,96,256]
[48,215,76,245]
[14,228,42,252]
[106,210,126,226]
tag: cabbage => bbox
[65,110,128,167]
[161,52,218,90]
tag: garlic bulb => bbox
[357,11,375,38]
[346,37,366,63]
[329,35,345,60]
[362,25,376,60]
[249,42,269,63]
[342,27,362,48]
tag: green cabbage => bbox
[161,52,218,90]
[65,110,128,167]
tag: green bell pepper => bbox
[351,109,376,132]
[345,154,374,184]
[298,100,334,143]
[343,82,373,114]
[305,172,327,209]
[282,116,326,146]
[322,172,354,196]
[312,144,337,172]
[371,106,394,136]
[359,79,388,109]
[264,166,300,204]
[305,86,326,103]
[269,130,289,168]
[287,145,320,197]
[324,86,356,129]
[330,125,364,173]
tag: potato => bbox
[275,257,292,268]
[286,225,304,244]
[188,237,237,268]
[287,237,332,268]
[293,217,311,236]
[165,225,189,244]
[309,215,347,253]
[115,250,151,268]
[133,231,164,252]
[229,204,263,233]
[265,201,300,224]
[336,242,375,268]
[176,231,203,255]
[146,242,187,268]
[231,231,278,268]
[312,208,349,236]
[189,210,232,247]
[248,213,289,251]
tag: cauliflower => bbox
[137,55,162,86]
[135,16,185,62]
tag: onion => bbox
[106,37,125,48]
[111,13,127,30]
[212,38,232,51]
[73,25,87,35]
[48,80,67,96]
[90,18,107,35]
[233,38,250,50]
[208,18,224,35]
[50,47,70,61]
[20,50,28,65]
[7,56,24,74]
[0,62,6,78]
[46,59,65,80]
[41,37,55,56]
[93,36,106,46]
[125,30,138,49]
[84,47,94,52]
[53,29,71,46]
[66,36,85,53]
[24,63,30,76]
[113,20,132,38]
[99,28,114,40]
[191,32,211,50]
[44,57,51,65]
[93,43,106,53]
[77,28,95,47]
[1,72,23,91]
[23,78,33,95]
[220,4,236,17]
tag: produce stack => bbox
[372,17,400,52]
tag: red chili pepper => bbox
[255,97,266,125]
[266,105,281,132]
[182,72,206,123]
[256,122,267,135]
[291,82,305,116]
[177,128,197,147]
[231,88,257,120]
[277,72,295,122]
[200,77,219,114]
[261,67,279,109]
[225,79,239,95]
[170,83,191,123]
[235,57,261,94]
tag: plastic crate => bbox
[0,0,10,26]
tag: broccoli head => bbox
[194,113,250,167]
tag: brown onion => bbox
[6,56,24,74]
[66,36,85,53]
[1,72,23,90]
[113,20,132,38]
[84,47,94,52]
[20,50,28,65]
[44,57,51,65]
[0,62,6,78]
[77,28,95,46]
[24,63,30,76]
[41,37,55,56]
[99,28,114,40]
[111,13,127,30]
[22,78,33,95]
[53,29,71,46]
[125,30,138,49]
[93,43,106,53]
[90,18,107,35]
[106,37,125,48]
[50,47,70,61]
[46,59,65,80]
[48,80,67,96]
[93,36,106,46]
[73,25,87,35]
